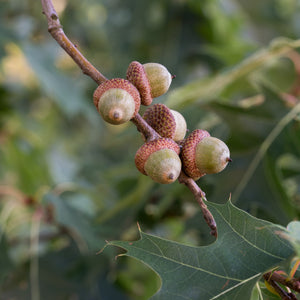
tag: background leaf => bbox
[165,38,300,109]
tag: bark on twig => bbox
[131,114,161,142]
[41,0,107,85]
[178,171,217,237]
[264,271,300,293]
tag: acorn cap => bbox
[181,129,210,180]
[126,61,152,106]
[143,63,172,98]
[143,104,176,139]
[93,78,141,124]
[195,137,231,174]
[135,138,180,175]
[143,104,187,141]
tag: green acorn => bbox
[195,137,231,174]
[181,130,231,180]
[126,61,173,106]
[135,138,181,184]
[93,78,141,125]
[143,63,172,98]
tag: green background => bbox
[0,0,300,299]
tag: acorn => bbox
[195,137,231,175]
[181,130,231,180]
[143,103,187,141]
[93,78,141,125]
[135,138,181,184]
[126,61,172,106]
[143,63,172,98]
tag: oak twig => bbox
[41,0,217,237]
[41,0,107,85]
[131,114,161,142]
[265,279,295,300]
[263,273,296,300]
[264,271,300,294]
[178,171,217,237]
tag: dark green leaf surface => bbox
[109,201,294,300]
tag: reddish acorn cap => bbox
[143,104,176,139]
[126,61,153,106]
[135,138,180,175]
[93,78,141,117]
[181,129,210,180]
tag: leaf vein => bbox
[127,244,244,281]
[213,206,286,260]
[209,273,262,299]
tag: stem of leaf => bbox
[255,282,264,300]
[233,101,300,202]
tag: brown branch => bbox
[264,271,300,293]
[41,0,218,237]
[268,280,294,300]
[263,272,298,300]
[131,114,161,142]
[41,0,108,85]
[178,171,217,237]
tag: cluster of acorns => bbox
[93,61,231,184]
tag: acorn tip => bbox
[168,173,175,180]
[113,111,120,120]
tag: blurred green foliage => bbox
[0,0,300,299]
